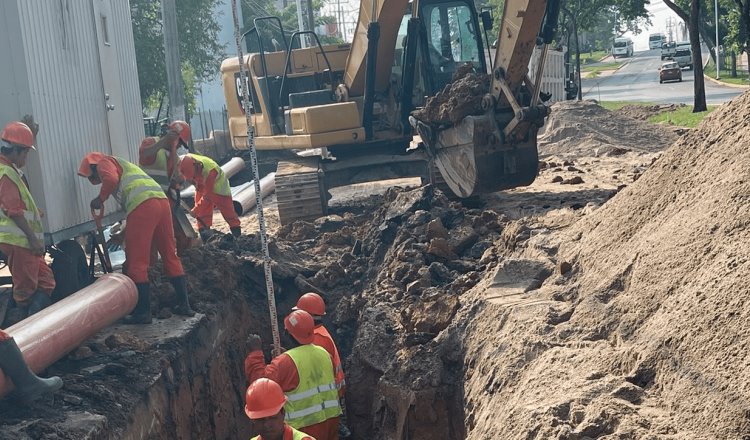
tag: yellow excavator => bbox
[221,0,560,224]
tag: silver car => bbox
[673,48,693,70]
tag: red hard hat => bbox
[78,152,108,177]
[1,122,35,150]
[284,310,315,345]
[169,120,191,146]
[293,292,326,316]
[245,378,287,419]
[178,155,198,180]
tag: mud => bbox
[411,64,490,125]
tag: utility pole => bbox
[161,0,186,123]
[715,0,720,79]
[306,0,315,39]
[296,0,308,47]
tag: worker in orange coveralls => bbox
[178,153,241,240]
[138,120,194,253]
[78,153,194,324]
[245,378,316,440]
[293,293,350,438]
[245,310,341,440]
[0,329,62,402]
[0,119,54,326]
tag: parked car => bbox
[612,37,634,58]
[659,61,682,83]
[673,48,693,69]
[661,41,676,60]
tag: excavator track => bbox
[275,158,327,225]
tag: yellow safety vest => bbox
[250,425,311,440]
[140,142,172,191]
[185,154,231,197]
[114,157,166,214]
[0,163,43,248]
[283,344,342,429]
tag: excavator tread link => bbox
[275,159,327,225]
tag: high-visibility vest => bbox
[0,163,43,249]
[313,325,346,393]
[140,143,172,191]
[250,425,312,440]
[185,154,230,197]
[283,344,342,429]
[114,157,166,214]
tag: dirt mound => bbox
[616,103,687,121]
[459,91,750,438]
[411,64,490,125]
[540,100,677,157]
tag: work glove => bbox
[90,196,103,210]
[247,334,262,352]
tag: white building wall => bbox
[529,46,566,103]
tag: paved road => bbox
[582,49,745,105]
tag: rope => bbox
[231,0,282,356]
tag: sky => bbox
[622,1,689,51]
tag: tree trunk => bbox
[731,51,737,77]
[690,0,707,112]
[734,0,750,83]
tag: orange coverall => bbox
[245,350,340,440]
[95,157,184,284]
[0,156,54,304]
[181,160,240,230]
[0,330,9,341]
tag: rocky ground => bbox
[2,97,748,439]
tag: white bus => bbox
[649,33,666,50]
[613,37,634,58]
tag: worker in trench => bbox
[77,152,195,324]
[244,378,316,440]
[293,293,350,438]
[177,152,241,240]
[0,118,55,327]
[0,329,62,402]
[245,310,342,440]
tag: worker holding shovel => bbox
[78,152,194,324]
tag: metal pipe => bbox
[231,181,252,197]
[233,172,276,216]
[0,274,137,398]
[181,157,246,199]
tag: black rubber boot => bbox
[122,283,152,324]
[198,229,212,242]
[3,298,28,328]
[230,226,241,238]
[170,276,195,317]
[27,291,52,316]
[0,337,63,403]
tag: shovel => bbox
[91,207,113,273]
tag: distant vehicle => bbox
[661,41,676,60]
[649,33,667,50]
[673,47,693,69]
[612,38,634,58]
[659,61,682,83]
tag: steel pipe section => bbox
[233,172,276,216]
[181,156,246,199]
[0,273,137,398]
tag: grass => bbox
[581,62,623,78]
[702,60,749,86]
[598,101,717,128]
[580,50,609,65]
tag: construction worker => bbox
[0,329,62,402]
[245,310,341,440]
[292,293,350,438]
[177,153,241,239]
[245,378,315,440]
[0,120,54,326]
[78,152,194,324]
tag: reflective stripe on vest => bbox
[283,344,342,428]
[185,154,230,196]
[0,163,43,248]
[140,147,172,191]
[314,325,346,391]
[114,158,166,214]
[250,426,310,440]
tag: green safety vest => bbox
[250,425,311,440]
[140,142,172,191]
[114,157,166,214]
[185,154,231,197]
[283,344,342,429]
[0,163,43,249]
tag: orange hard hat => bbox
[293,292,326,316]
[178,155,198,180]
[78,152,108,177]
[169,120,191,146]
[284,310,315,345]
[1,122,35,150]
[245,378,287,419]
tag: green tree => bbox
[131,0,226,115]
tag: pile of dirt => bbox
[411,64,490,125]
[540,100,678,157]
[616,103,687,121]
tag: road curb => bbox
[582,60,629,97]
[703,74,749,89]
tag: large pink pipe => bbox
[0,273,137,398]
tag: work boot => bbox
[198,228,212,243]
[0,337,63,403]
[27,291,52,316]
[170,275,195,317]
[3,299,28,328]
[122,283,152,324]
[230,226,241,238]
